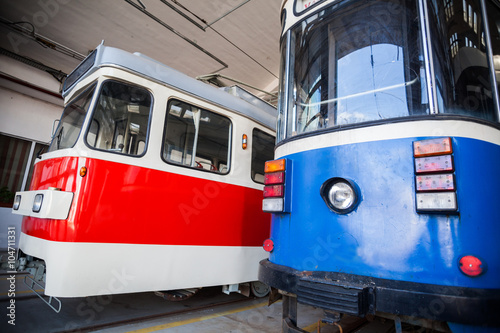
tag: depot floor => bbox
[0,271,400,333]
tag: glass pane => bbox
[0,134,31,206]
[285,0,426,139]
[164,101,197,166]
[427,0,497,121]
[251,129,275,184]
[25,142,49,190]
[486,0,500,119]
[163,100,231,174]
[49,84,96,152]
[86,81,152,156]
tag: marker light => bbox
[265,159,285,173]
[263,239,274,252]
[413,137,457,213]
[321,178,359,214]
[415,155,453,173]
[416,174,455,191]
[263,185,284,198]
[263,159,289,213]
[416,192,457,211]
[459,255,485,277]
[242,134,248,150]
[80,166,87,177]
[413,137,452,157]
[263,197,283,212]
[33,194,44,213]
[264,171,284,185]
[13,195,21,210]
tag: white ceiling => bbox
[0,0,282,104]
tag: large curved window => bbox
[49,84,96,152]
[281,0,427,140]
[85,81,152,156]
[278,0,500,142]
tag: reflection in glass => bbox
[284,0,427,138]
[49,85,96,152]
[86,81,152,156]
[163,100,231,174]
[428,0,497,121]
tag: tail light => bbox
[263,239,274,252]
[413,138,458,212]
[459,255,485,277]
[262,159,290,213]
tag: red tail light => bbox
[262,159,289,213]
[459,255,485,277]
[413,138,457,212]
[263,239,274,252]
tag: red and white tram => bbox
[11,44,276,308]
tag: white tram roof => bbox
[62,44,277,130]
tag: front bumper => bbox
[259,259,500,326]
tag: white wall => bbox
[0,55,64,249]
[0,87,63,143]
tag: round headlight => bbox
[321,178,359,214]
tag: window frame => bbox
[83,79,154,157]
[251,128,276,184]
[161,98,233,175]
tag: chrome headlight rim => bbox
[320,177,360,214]
[32,194,44,213]
[13,195,21,210]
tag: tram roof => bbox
[62,44,277,130]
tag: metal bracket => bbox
[24,275,61,313]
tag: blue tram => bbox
[258,0,500,332]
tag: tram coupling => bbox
[1,251,61,313]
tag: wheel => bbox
[154,288,201,301]
[250,281,270,298]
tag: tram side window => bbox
[486,0,500,120]
[85,81,152,156]
[163,100,231,174]
[251,129,275,184]
[428,0,497,121]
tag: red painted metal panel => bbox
[22,157,270,246]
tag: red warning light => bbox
[459,255,484,277]
[263,239,274,252]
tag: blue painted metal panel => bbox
[269,136,500,289]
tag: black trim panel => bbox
[259,259,500,326]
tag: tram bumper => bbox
[258,259,500,327]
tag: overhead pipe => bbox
[159,0,206,31]
[124,0,228,72]
[0,17,86,62]
[160,0,251,31]
[157,0,278,79]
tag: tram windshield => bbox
[278,0,500,141]
[85,81,152,156]
[48,84,96,152]
[49,80,153,156]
